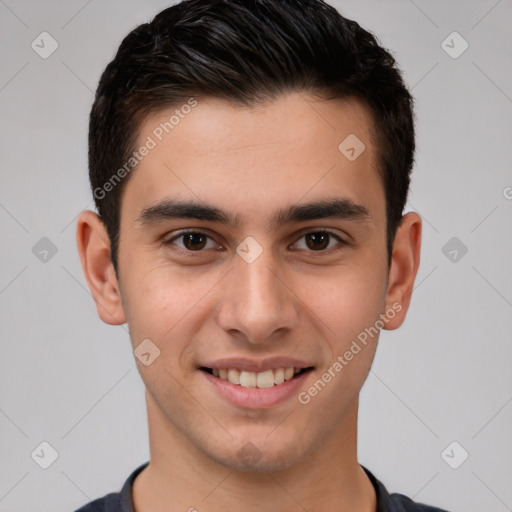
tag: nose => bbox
[216,249,300,344]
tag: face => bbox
[83,92,417,473]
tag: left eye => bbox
[293,231,344,251]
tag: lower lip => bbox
[201,369,313,409]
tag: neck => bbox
[133,393,376,512]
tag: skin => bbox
[77,92,421,512]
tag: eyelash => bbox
[162,229,349,254]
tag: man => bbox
[75,0,448,510]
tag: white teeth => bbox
[274,368,284,385]
[256,370,275,389]
[239,370,257,388]
[284,367,295,381]
[227,368,240,385]
[211,366,306,388]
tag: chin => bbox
[207,435,307,474]
[220,450,300,474]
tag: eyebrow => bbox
[136,197,371,228]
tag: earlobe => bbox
[76,210,127,325]
[383,212,422,330]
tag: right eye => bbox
[164,231,219,252]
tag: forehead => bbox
[123,92,384,226]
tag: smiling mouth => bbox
[200,366,314,389]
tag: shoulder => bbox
[389,492,451,511]
[73,492,119,512]
[72,461,149,512]
[361,465,451,512]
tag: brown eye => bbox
[182,233,208,250]
[166,231,217,251]
[292,231,347,252]
[305,232,330,250]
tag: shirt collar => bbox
[120,461,401,512]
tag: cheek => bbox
[298,261,387,340]
[299,282,382,418]
[120,265,220,355]
[294,257,387,403]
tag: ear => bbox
[383,211,422,330]
[76,210,126,325]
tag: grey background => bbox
[1,0,511,511]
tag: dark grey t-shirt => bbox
[74,462,449,512]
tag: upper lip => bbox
[200,357,314,372]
